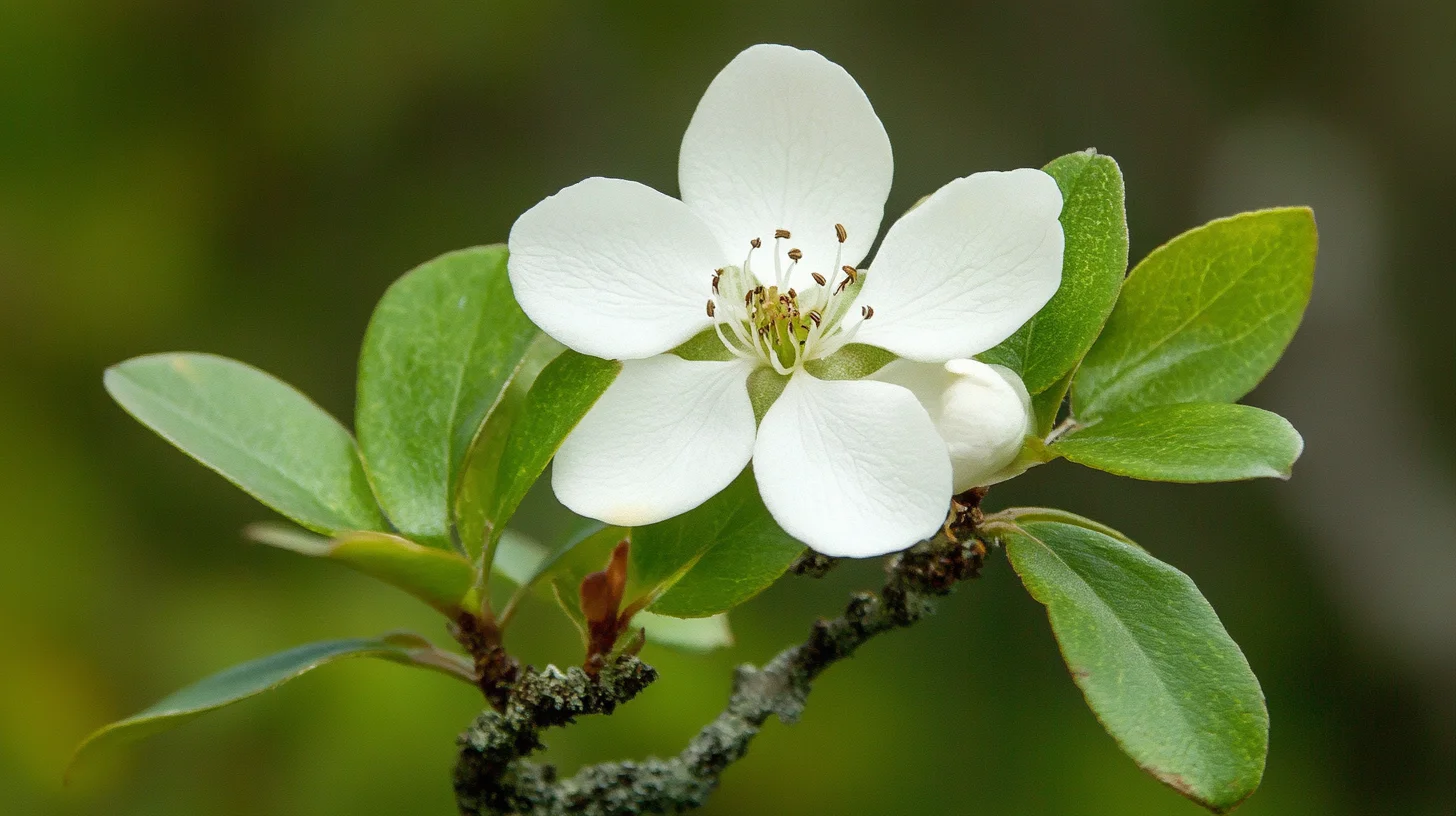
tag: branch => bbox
[455,504,988,816]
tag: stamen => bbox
[827,228,847,297]
[773,232,785,287]
[743,241,761,281]
[711,318,754,361]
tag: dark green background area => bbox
[2,1,1451,814]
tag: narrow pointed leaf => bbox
[356,246,539,550]
[246,524,477,613]
[1000,519,1267,813]
[980,150,1128,393]
[1073,208,1316,418]
[1051,403,1304,482]
[633,469,805,618]
[477,350,620,548]
[68,634,471,779]
[454,335,563,562]
[104,354,383,535]
[328,532,478,612]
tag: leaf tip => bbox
[1144,765,1254,814]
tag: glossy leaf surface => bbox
[633,469,804,618]
[1051,403,1303,482]
[69,635,469,779]
[1073,208,1316,418]
[981,150,1128,394]
[356,246,538,549]
[1001,519,1267,813]
[105,353,383,535]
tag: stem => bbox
[452,612,520,711]
[454,498,989,815]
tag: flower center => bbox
[704,224,873,374]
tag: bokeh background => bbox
[3,1,1453,814]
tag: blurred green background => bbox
[3,1,1453,813]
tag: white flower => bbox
[507,44,1062,558]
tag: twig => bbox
[454,508,988,816]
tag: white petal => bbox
[874,358,1036,491]
[508,177,725,360]
[753,374,950,558]
[553,356,756,526]
[679,44,893,286]
[854,169,1064,361]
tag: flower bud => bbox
[873,358,1035,491]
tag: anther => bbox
[808,310,822,326]
[787,288,797,299]
[750,237,762,249]
[861,305,874,319]
[774,229,792,239]
[707,300,716,318]
[711,269,722,293]
[787,248,802,262]
[811,272,827,286]
[835,223,847,243]
[841,266,859,283]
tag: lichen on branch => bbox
[454,495,988,816]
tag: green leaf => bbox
[1073,208,1316,418]
[68,634,472,779]
[454,335,564,562]
[980,150,1128,394]
[478,350,620,549]
[356,246,539,550]
[1050,403,1303,483]
[245,524,479,613]
[633,469,804,618]
[1031,368,1074,438]
[982,506,1141,549]
[999,520,1267,813]
[105,354,383,535]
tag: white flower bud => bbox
[874,358,1036,492]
